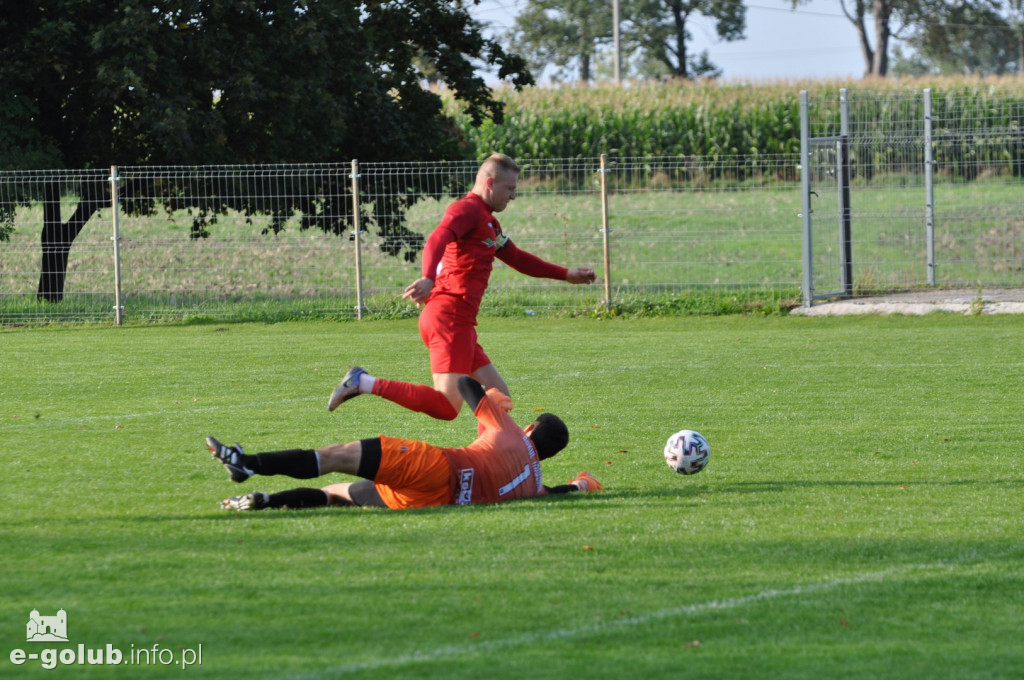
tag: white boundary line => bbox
[285,559,974,679]
[0,397,318,432]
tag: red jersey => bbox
[442,391,546,505]
[421,192,569,319]
[424,193,504,314]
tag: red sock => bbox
[373,378,459,421]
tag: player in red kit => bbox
[328,153,596,420]
[208,376,603,511]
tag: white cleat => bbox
[221,492,270,511]
[328,366,367,412]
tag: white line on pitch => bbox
[0,397,318,431]
[285,559,971,679]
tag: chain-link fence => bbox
[1,88,1021,324]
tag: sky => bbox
[466,0,887,83]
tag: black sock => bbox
[251,449,320,479]
[267,488,329,509]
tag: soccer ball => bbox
[663,430,710,475]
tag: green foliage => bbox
[0,94,61,172]
[0,0,530,170]
[2,316,1023,678]
[892,1,1022,77]
[0,0,534,299]
[626,0,746,79]
[507,0,615,83]
[587,290,799,317]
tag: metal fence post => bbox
[599,154,612,311]
[109,165,124,325]
[350,159,365,320]
[839,88,853,296]
[923,88,936,286]
[799,91,813,306]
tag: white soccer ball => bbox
[664,430,710,475]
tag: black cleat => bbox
[207,436,254,483]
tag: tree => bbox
[808,0,1024,78]
[789,0,895,76]
[506,0,615,83]
[626,0,746,79]
[892,0,1018,76]
[790,0,939,77]
[1011,0,1024,74]
[0,0,532,302]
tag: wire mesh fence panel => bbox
[0,169,116,323]
[846,136,933,293]
[605,155,803,298]
[805,88,1024,296]
[929,94,1024,287]
[804,142,846,299]
[114,165,362,321]
[808,91,933,293]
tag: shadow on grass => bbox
[11,477,1016,530]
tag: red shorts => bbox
[418,295,490,374]
[372,436,451,509]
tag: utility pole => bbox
[613,0,621,83]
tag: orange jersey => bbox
[443,392,545,505]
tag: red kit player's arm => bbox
[495,239,568,280]
[421,200,480,280]
[420,226,456,280]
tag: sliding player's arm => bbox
[544,471,603,494]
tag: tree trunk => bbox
[671,1,688,78]
[1019,24,1023,78]
[871,0,893,76]
[36,180,103,303]
[580,51,592,83]
[844,0,875,77]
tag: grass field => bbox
[2,314,1023,679]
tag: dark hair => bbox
[529,413,569,460]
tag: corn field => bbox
[451,77,1024,169]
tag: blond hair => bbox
[479,153,519,178]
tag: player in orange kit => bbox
[328,153,596,421]
[208,376,602,511]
